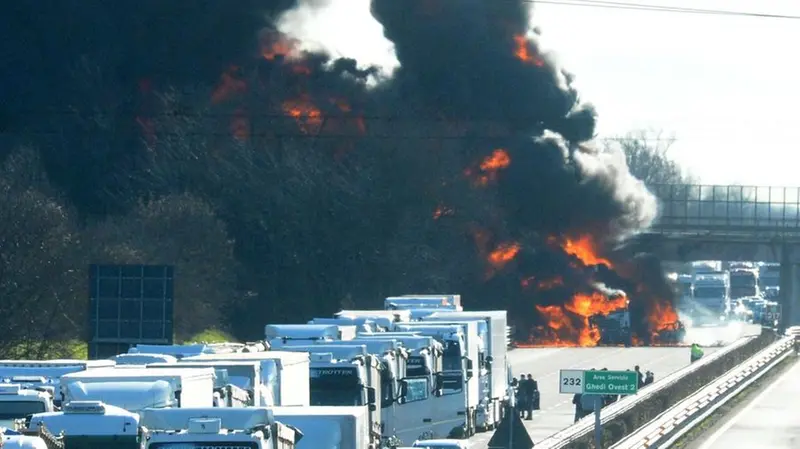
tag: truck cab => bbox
[26,401,140,449]
[268,345,382,446]
[691,274,730,325]
[422,312,509,432]
[0,384,55,430]
[394,323,478,438]
[141,407,298,449]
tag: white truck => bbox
[180,351,310,407]
[148,361,257,407]
[268,345,382,446]
[271,405,370,449]
[141,407,299,449]
[422,311,510,431]
[394,323,479,438]
[265,324,357,346]
[335,310,413,326]
[691,261,723,277]
[0,384,56,430]
[384,295,463,311]
[0,429,47,449]
[60,367,215,412]
[112,353,178,366]
[692,274,730,325]
[309,317,391,333]
[0,360,116,395]
[27,400,140,449]
[128,342,268,359]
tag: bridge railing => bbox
[651,184,800,231]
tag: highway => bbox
[468,323,760,448]
[692,357,800,449]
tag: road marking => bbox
[696,357,799,449]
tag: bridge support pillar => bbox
[779,244,797,330]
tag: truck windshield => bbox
[693,287,725,299]
[441,372,463,393]
[442,341,461,372]
[150,443,258,449]
[0,400,46,419]
[730,274,756,287]
[407,356,428,377]
[309,373,364,406]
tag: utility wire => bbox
[524,0,800,19]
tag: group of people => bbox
[511,373,540,420]
[572,366,654,423]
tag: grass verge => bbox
[668,353,797,448]
[184,328,237,344]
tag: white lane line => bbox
[696,357,800,449]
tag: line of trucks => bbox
[0,294,515,449]
[673,261,781,327]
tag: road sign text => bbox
[582,370,638,395]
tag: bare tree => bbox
[0,149,87,358]
[605,130,692,187]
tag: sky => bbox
[277,0,800,186]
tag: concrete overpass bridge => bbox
[619,183,800,326]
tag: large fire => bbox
[167,18,672,348]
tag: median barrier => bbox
[610,336,793,449]
[535,328,777,449]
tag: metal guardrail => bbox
[534,335,757,449]
[651,184,800,233]
[610,336,793,449]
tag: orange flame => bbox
[211,66,247,105]
[533,291,628,347]
[513,35,545,67]
[488,242,521,269]
[282,95,324,134]
[260,32,299,61]
[648,299,680,337]
[466,148,511,186]
[557,235,612,267]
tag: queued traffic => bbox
[0,295,517,449]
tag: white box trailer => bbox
[60,367,215,411]
[181,351,310,407]
[384,295,463,311]
[271,406,369,449]
[0,360,115,386]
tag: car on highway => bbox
[411,439,471,449]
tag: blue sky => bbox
[277,0,800,186]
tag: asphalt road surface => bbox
[692,357,800,449]
[468,323,761,448]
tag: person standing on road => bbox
[644,371,654,386]
[526,374,539,413]
[634,365,645,389]
[690,343,704,363]
[572,393,582,423]
[518,374,529,418]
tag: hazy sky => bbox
[278,0,800,186]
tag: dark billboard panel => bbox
[88,264,174,359]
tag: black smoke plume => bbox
[2,0,672,344]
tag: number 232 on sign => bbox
[559,369,584,394]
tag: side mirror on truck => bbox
[367,386,377,405]
[465,358,474,380]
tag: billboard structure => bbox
[88,264,174,359]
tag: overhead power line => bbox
[525,0,800,20]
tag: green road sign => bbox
[582,370,638,395]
